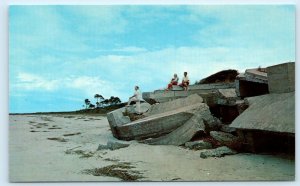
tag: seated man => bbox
[127,86,142,113]
[179,72,189,91]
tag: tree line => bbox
[84,94,121,109]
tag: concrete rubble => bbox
[210,131,239,146]
[235,68,269,98]
[108,94,219,143]
[142,82,235,105]
[105,61,295,156]
[200,146,237,159]
[230,92,295,133]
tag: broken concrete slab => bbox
[200,146,237,158]
[185,140,212,150]
[144,94,203,116]
[267,62,295,94]
[107,94,218,142]
[139,96,219,145]
[142,82,235,104]
[107,103,151,138]
[210,131,239,145]
[216,88,238,106]
[115,103,208,141]
[142,115,205,145]
[218,88,237,98]
[235,72,269,98]
[244,68,268,84]
[107,107,131,137]
[230,92,295,134]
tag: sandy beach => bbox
[9,114,295,182]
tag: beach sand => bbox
[9,114,295,182]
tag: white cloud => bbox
[15,73,59,91]
[66,76,121,99]
[12,72,123,100]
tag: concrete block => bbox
[267,62,295,93]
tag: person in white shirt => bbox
[127,85,142,106]
[179,72,190,91]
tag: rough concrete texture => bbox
[107,107,131,137]
[267,62,295,94]
[230,92,295,133]
[210,131,239,145]
[125,102,151,114]
[107,103,151,138]
[142,115,205,145]
[218,88,237,98]
[216,88,239,106]
[185,140,213,150]
[245,69,268,83]
[116,103,209,141]
[200,146,237,159]
[236,68,268,84]
[145,94,203,116]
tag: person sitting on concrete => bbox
[127,86,142,113]
[179,72,190,91]
[165,73,179,91]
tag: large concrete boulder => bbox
[267,62,295,94]
[107,107,131,137]
[200,146,237,158]
[107,103,151,138]
[230,92,295,134]
[115,103,206,141]
[107,94,219,144]
[144,94,203,116]
[216,88,238,106]
[235,68,269,98]
[142,115,205,145]
[210,131,239,145]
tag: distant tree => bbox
[84,99,91,109]
[109,96,121,105]
[101,99,109,107]
[89,104,95,109]
[114,97,121,104]
[94,94,104,108]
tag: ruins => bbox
[106,62,295,157]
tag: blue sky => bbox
[9,5,295,113]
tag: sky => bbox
[9,5,295,113]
